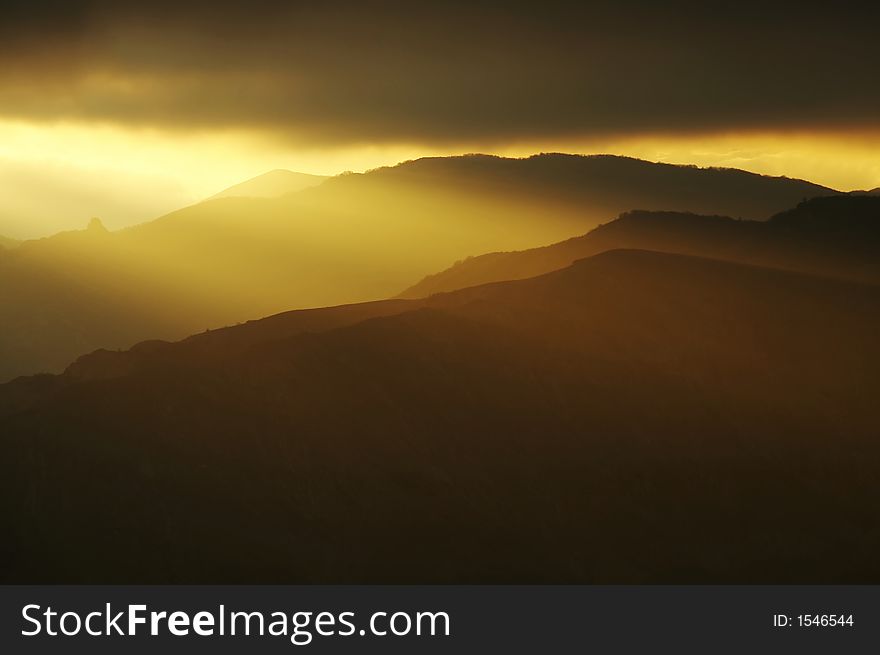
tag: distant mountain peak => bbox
[87,217,108,233]
[210,170,329,200]
[388,152,836,191]
[399,195,880,298]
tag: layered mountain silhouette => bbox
[0,154,837,382]
[402,196,880,297]
[209,169,328,199]
[347,153,834,222]
[2,250,878,583]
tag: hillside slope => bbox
[0,154,837,382]
[2,251,878,583]
[402,195,880,297]
[346,153,833,222]
[209,169,328,199]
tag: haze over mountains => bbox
[402,196,880,297]
[209,169,328,199]
[4,0,880,593]
[2,151,878,583]
[0,154,837,382]
[2,250,878,583]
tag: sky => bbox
[2,0,879,238]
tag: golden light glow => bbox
[555,131,880,193]
[2,118,879,239]
[0,119,435,238]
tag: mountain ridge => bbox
[209,169,329,199]
[0,154,842,382]
[5,247,877,404]
[2,249,878,583]
[327,153,836,221]
[401,195,880,298]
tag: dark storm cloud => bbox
[1,0,878,143]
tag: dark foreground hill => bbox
[2,250,879,583]
[402,195,880,297]
[0,153,836,382]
